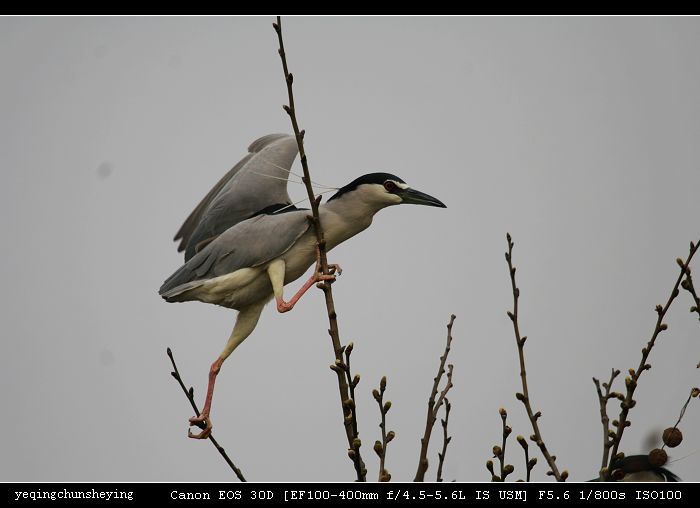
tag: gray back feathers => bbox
[160,209,311,298]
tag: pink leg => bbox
[276,247,340,313]
[188,357,223,439]
[276,272,335,313]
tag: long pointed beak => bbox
[400,187,447,208]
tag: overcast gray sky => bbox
[1,16,699,482]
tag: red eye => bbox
[611,469,626,481]
[384,181,397,192]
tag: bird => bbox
[589,455,680,482]
[160,133,447,439]
[609,455,680,482]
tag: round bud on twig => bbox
[662,427,683,448]
[649,448,668,467]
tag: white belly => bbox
[181,231,318,309]
[176,211,368,310]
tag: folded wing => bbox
[160,210,311,299]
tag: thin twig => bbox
[345,343,361,444]
[680,244,700,321]
[516,434,537,482]
[607,239,700,475]
[505,233,566,481]
[414,315,456,482]
[489,408,514,482]
[662,387,699,451]
[166,347,246,482]
[592,368,622,478]
[436,399,452,482]
[273,16,366,481]
[372,376,394,482]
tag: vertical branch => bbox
[607,239,700,474]
[489,408,514,482]
[167,348,246,482]
[436,399,452,482]
[592,368,622,478]
[273,17,366,481]
[680,244,700,321]
[372,376,394,482]
[516,434,536,482]
[344,343,361,444]
[505,233,566,481]
[414,315,456,482]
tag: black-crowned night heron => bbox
[160,134,446,438]
[608,455,680,482]
[589,455,680,482]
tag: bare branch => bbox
[680,244,700,321]
[516,434,537,482]
[272,16,366,481]
[489,408,514,482]
[505,233,566,481]
[661,387,699,450]
[372,376,394,482]
[592,368,622,478]
[436,398,452,482]
[414,315,456,482]
[607,239,700,475]
[167,348,246,482]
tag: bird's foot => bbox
[312,246,342,276]
[188,413,213,439]
[314,273,336,289]
[326,263,342,276]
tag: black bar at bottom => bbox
[4,482,699,505]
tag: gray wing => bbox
[174,133,299,260]
[160,210,310,298]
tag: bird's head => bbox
[607,454,680,482]
[328,172,446,209]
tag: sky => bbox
[1,16,699,482]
